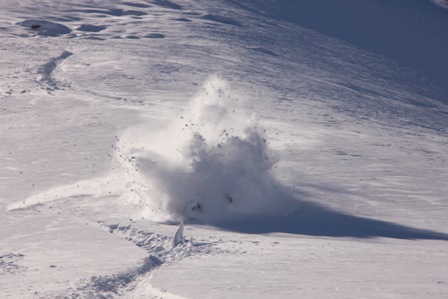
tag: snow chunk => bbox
[172,221,184,248]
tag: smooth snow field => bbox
[1,0,448,298]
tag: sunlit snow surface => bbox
[1,0,448,298]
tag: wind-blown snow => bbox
[115,76,297,223]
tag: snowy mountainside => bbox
[234,0,448,97]
[1,0,448,298]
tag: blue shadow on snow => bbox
[216,201,448,240]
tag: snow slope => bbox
[1,0,447,298]
[236,0,448,98]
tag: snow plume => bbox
[117,76,297,223]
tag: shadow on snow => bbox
[215,201,448,240]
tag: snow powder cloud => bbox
[115,76,298,223]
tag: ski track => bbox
[37,50,73,91]
[42,221,234,298]
[5,190,236,298]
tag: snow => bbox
[172,221,184,248]
[245,0,448,94]
[1,0,448,298]
[110,75,298,223]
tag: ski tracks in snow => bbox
[36,50,74,92]
[61,222,233,298]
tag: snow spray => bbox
[115,76,296,223]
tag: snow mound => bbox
[17,20,72,36]
[116,76,297,223]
